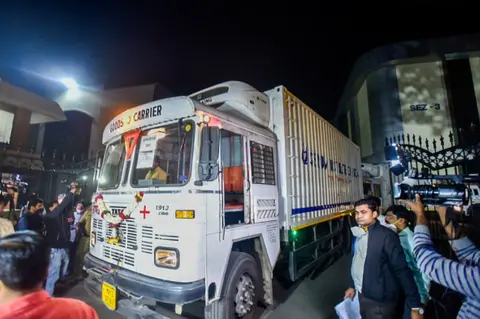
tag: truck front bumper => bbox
[84,253,205,305]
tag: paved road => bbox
[63,255,351,319]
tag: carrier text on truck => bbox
[84,81,362,318]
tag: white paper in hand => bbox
[335,293,361,319]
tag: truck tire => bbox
[205,251,261,319]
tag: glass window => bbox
[98,139,125,189]
[0,110,14,144]
[250,141,275,185]
[132,121,194,187]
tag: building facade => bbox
[334,34,480,166]
[0,67,172,202]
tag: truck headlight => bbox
[90,231,96,247]
[154,247,179,269]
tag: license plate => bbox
[101,282,117,310]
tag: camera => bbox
[393,183,469,206]
[61,180,84,193]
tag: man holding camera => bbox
[403,195,480,318]
[43,182,80,296]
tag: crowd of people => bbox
[345,195,480,319]
[0,181,478,318]
[0,182,92,296]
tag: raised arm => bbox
[48,192,74,219]
[414,225,480,299]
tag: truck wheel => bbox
[205,251,261,319]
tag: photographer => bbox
[402,195,480,318]
[43,182,80,296]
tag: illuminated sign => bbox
[102,97,197,144]
[110,105,162,134]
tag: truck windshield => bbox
[98,139,125,189]
[131,121,194,187]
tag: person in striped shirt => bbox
[403,194,480,319]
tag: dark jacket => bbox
[17,212,44,233]
[44,192,75,249]
[351,221,422,309]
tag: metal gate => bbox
[385,123,480,188]
[0,144,102,204]
[385,123,480,247]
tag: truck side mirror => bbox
[198,126,220,182]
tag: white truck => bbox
[84,81,362,318]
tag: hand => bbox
[400,194,424,215]
[67,217,74,223]
[411,309,424,319]
[344,288,355,300]
[70,182,79,194]
[400,194,429,226]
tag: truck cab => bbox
[84,84,281,318]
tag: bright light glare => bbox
[60,78,78,90]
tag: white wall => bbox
[469,56,480,119]
[0,109,14,143]
[396,61,453,141]
[356,80,373,158]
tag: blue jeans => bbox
[45,248,69,296]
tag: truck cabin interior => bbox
[221,130,245,225]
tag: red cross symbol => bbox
[139,205,150,219]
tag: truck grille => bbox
[103,244,136,267]
[106,218,138,251]
[91,206,180,268]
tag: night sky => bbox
[0,4,477,120]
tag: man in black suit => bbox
[344,197,424,319]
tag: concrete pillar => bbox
[9,108,31,151]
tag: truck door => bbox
[220,129,248,225]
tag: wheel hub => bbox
[234,273,255,317]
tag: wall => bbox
[52,83,172,158]
[0,108,14,144]
[10,108,32,151]
[469,56,480,123]
[356,81,372,158]
[396,61,453,143]
[43,111,93,158]
[346,61,455,165]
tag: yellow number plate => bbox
[101,282,117,310]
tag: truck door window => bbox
[221,130,246,225]
[250,141,275,185]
